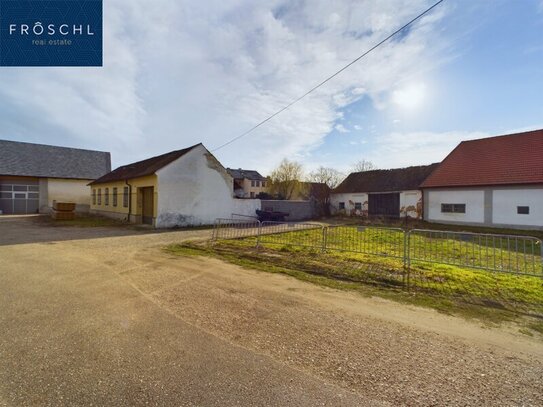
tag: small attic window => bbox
[517,206,529,215]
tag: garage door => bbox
[0,183,40,215]
[368,193,400,218]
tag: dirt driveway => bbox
[1,216,542,406]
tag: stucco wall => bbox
[492,188,543,227]
[156,145,236,227]
[426,189,485,223]
[232,198,261,218]
[330,190,422,218]
[260,200,315,221]
[46,178,94,212]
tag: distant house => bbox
[90,144,258,227]
[331,164,439,218]
[226,168,268,198]
[0,140,110,215]
[421,130,543,229]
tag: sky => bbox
[1,0,542,175]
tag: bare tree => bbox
[308,167,345,216]
[268,159,305,200]
[309,167,345,189]
[351,159,376,172]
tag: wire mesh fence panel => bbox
[408,229,543,277]
[212,218,261,243]
[325,225,406,259]
[259,221,324,249]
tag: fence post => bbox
[212,218,220,242]
[404,230,411,290]
[322,226,327,253]
[256,220,262,249]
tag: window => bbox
[255,180,260,187]
[339,202,345,210]
[354,202,362,210]
[517,206,529,215]
[105,188,109,206]
[262,181,266,188]
[112,187,118,207]
[441,203,465,213]
[123,186,129,208]
[97,189,102,205]
[92,189,96,205]
[251,180,255,187]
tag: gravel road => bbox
[1,216,542,406]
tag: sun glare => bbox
[392,83,427,110]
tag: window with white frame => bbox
[441,203,465,213]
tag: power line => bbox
[211,0,445,152]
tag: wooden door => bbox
[368,193,400,218]
[141,187,154,225]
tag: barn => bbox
[330,164,439,219]
[421,130,543,230]
[89,143,259,227]
[0,140,111,215]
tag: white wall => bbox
[45,178,92,212]
[427,190,485,223]
[399,190,422,218]
[331,190,422,218]
[156,145,259,227]
[330,193,367,215]
[492,189,543,227]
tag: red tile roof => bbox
[421,129,543,188]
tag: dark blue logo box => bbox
[0,0,102,66]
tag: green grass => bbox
[166,224,543,331]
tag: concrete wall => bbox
[424,185,543,230]
[260,200,315,221]
[492,188,543,227]
[46,178,93,213]
[426,189,485,224]
[232,198,261,218]
[156,145,236,227]
[330,190,422,218]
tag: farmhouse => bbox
[89,143,258,227]
[227,168,268,198]
[331,164,439,218]
[0,139,110,215]
[421,130,543,230]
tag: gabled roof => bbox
[334,164,439,194]
[0,139,111,180]
[227,168,266,181]
[421,129,543,188]
[90,143,201,185]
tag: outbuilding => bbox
[421,130,543,230]
[89,143,259,227]
[331,164,439,219]
[0,139,111,215]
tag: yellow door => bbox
[142,187,154,225]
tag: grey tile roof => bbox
[227,168,266,181]
[0,139,111,180]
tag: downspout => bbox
[125,179,132,223]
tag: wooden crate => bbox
[52,201,76,212]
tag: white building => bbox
[90,143,259,227]
[421,130,543,230]
[331,164,439,219]
[0,140,110,214]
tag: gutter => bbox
[125,179,132,222]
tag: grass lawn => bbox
[167,224,543,332]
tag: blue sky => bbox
[1,0,542,174]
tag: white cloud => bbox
[335,124,349,133]
[368,130,489,168]
[0,0,451,171]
